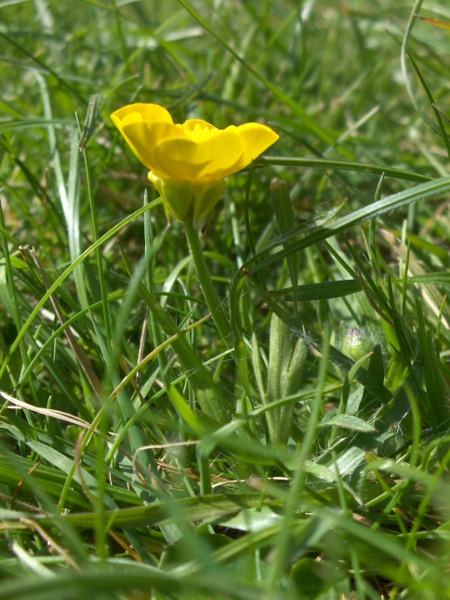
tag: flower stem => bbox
[184,219,232,345]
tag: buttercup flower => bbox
[111,103,279,226]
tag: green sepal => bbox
[149,173,225,228]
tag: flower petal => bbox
[154,127,245,180]
[111,104,176,173]
[231,123,279,172]
[118,121,180,174]
[152,137,209,179]
[111,103,173,128]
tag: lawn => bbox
[1,1,450,598]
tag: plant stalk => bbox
[184,219,232,346]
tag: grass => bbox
[1,0,450,598]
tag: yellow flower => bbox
[110,103,279,226]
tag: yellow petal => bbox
[117,121,179,174]
[111,104,176,173]
[154,127,245,181]
[232,123,279,172]
[153,137,209,179]
[111,103,173,128]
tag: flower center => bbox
[177,122,216,143]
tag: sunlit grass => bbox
[0,1,449,598]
